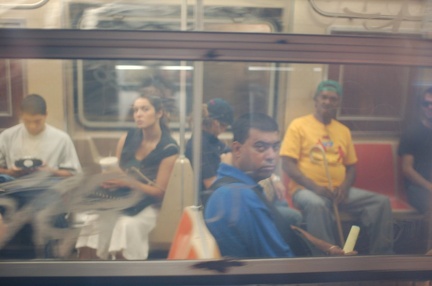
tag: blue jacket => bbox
[204,163,294,258]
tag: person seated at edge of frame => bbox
[0,94,81,212]
[0,94,81,257]
[76,90,179,260]
[204,113,356,258]
[0,94,81,181]
[185,98,302,228]
[280,80,394,255]
[398,87,432,215]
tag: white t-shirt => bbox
[0,123,81,173]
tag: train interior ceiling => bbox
[1,0,432,265]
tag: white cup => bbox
[99,156,119,173]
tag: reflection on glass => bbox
[0,59,24,129]
[1,0,431,39]
[77,60,274,128]
[70,2,280,32]
[0,58,430,264]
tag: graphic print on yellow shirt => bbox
[310,135,346,166]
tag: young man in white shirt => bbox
[0,94,81,179]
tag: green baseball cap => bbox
[315,80,343,98]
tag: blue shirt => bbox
[204,163,294,258]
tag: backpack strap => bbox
[201,176,240,207]
[203,176,289,243]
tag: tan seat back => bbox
[149,155,195,251]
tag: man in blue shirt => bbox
[204,113,353,258]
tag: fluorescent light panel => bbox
[115,65,148,70]
[248,66,294,71]
[160,66,194,70]
[115,65,194,71]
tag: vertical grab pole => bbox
[179,0,187,155]
[192,62,203,207]
[178,0,188,208]
[192,0,212,258]
[192,0,204,207]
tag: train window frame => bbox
[71,1,283,130]
[75,58,279,130]
[1,256,432,285]
[2,28,432,284]
[67,2,285,31]
[327,29,424,135]
[328,63,411,135]
[0,59,15,117]
[0,21,25,130]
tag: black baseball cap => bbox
[207,98,234,126]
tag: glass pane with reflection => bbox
[0,57,430,263]
[0,0,429,38]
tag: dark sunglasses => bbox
[421,101,432,108]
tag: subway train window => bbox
[0,59,24,129]
[0,0,428,37]
[70,1,280,32]
[2,1,432,282]
[77,60,274,128]
[329,64,410,134]
[0,0,282,32]
[0,56,431,262]
[77,59,414,134]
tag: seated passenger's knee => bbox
[295,195,329,210]
[376,194,391,208]
[115,215,138,231]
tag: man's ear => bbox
[231,141,242,158]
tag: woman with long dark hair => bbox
[76,90,178,260]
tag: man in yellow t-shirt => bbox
[280,80,393,254]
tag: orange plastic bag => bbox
[168,206,221,259]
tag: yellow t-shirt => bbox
[280,114,357,195]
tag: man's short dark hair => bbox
[20,94,47,115]
[232,113,279,144]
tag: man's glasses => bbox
[421,101,432,108]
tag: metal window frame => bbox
[1,256,432,285]
[0,29,432,66]
[0,59,13,116]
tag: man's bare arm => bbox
[334,164,356,203]
[47,168,75,178]
[0,167,12,176]
[291,225,356,256]
[281,156,333,199]
[0,166,33,178]
[1,166,75,178]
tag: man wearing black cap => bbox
[280,80,393,254]
[185,98,234,191]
